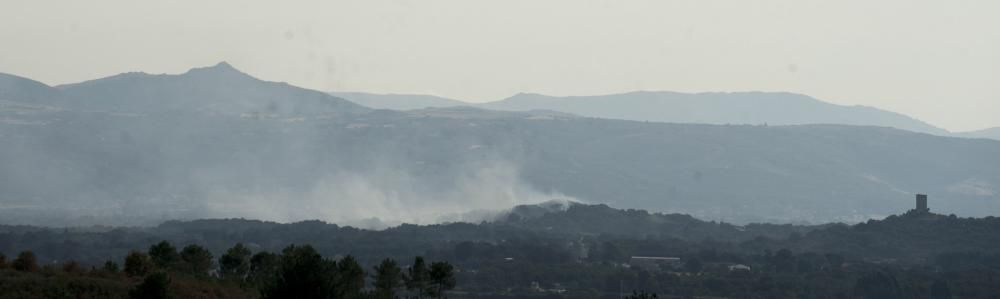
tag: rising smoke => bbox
[198,160,576,229]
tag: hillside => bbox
[0,73,65,126]
[776,210,1000,262]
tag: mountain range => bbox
[1,62,998,227]
[331,91,999,139]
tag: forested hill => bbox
[2,203,998,268]
[773,210,1000,263]
[496,201,816,241]
[492,203,1000,264]
[4,203,1000,297]
[4,204,1000,298]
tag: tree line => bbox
[0,241,456,299]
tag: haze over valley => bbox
[2,63,998,227]
[5,2,1000,297]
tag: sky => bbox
[1,0,998,132]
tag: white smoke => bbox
[197,160,575,228]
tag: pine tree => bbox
[263,244,337,299]
[429,261,456,299]
[405,256,431,298]
[248,251,279,290]
[124,251,155,277]
[336,255,366,298]
[179,244,214,276]
[148,241,180,270]
[372,258,403,299]
[219,243,252,281]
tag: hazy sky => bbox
[1,0,998,131]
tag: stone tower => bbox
[915,194,928,212]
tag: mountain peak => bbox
[184,61,249,78]
[209,61,240,72]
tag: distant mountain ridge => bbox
[957,127,1000,140]
[333,90,951,135]
[52,62,368,116]
[485,91,949,134]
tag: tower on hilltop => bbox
[915,194,929,213]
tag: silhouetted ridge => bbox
[48,62,369,116]
[482,91,950,134]
[957,127,1000,140]
[335,90,953,135]
[0,72,61,103]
